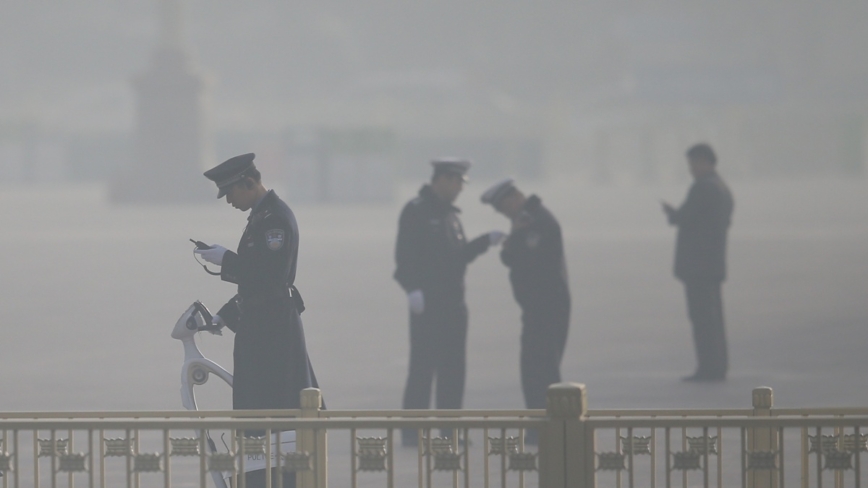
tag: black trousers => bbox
[520,303,570,410]
[402,301,468,443]
[683,279,728,378]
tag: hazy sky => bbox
[2,1,868,136]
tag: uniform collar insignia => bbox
[248,190,276,222]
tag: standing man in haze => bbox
[394,158,505,447]
[195,153,320,487]
[662,143,734,382]
[481,179,570,423]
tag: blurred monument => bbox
[110,0,212,203]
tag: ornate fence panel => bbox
[0,389,547,488]
[3,385,868,488]
[584,386,868,488]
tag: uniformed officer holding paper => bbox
[394,158,505,446]
[195,153,320,487]
[482,178,571,420]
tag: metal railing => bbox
[2,385,868,488]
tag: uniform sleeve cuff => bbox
[220,251,240,284]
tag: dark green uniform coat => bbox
[394,185,490,419]
[216,190,319,411]
[500,195,570,410]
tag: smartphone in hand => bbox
[190,239,211,250]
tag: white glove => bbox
[194,244,228,266]
[209,315,224,335]
[407,289,425,315]
[488,230,507,246]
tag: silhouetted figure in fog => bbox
[482,179,570,421]
[393,159,505,447]
[196,153,321,487]
[662,144,734,382]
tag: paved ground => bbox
[0,175,866,485]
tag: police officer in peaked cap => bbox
[393,158,506,447]
[482,178,571,442]
[196,153,320,487]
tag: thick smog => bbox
[0,2,867,487]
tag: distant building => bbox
[110,0,212,203]
[3,1,867,184]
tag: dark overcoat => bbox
[216,190,318,410]
[668,172,734,282]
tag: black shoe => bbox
[681,373,726,382]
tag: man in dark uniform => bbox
[662,143,734,382]
[481,178,570,418]
[393,158,505,446]
[195,153,320,487]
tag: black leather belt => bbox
[238,286,303,314]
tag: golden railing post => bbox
[298,388,327,488]
[748,386,778,488]
[540,383,592,488]
[315,396,328,488]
